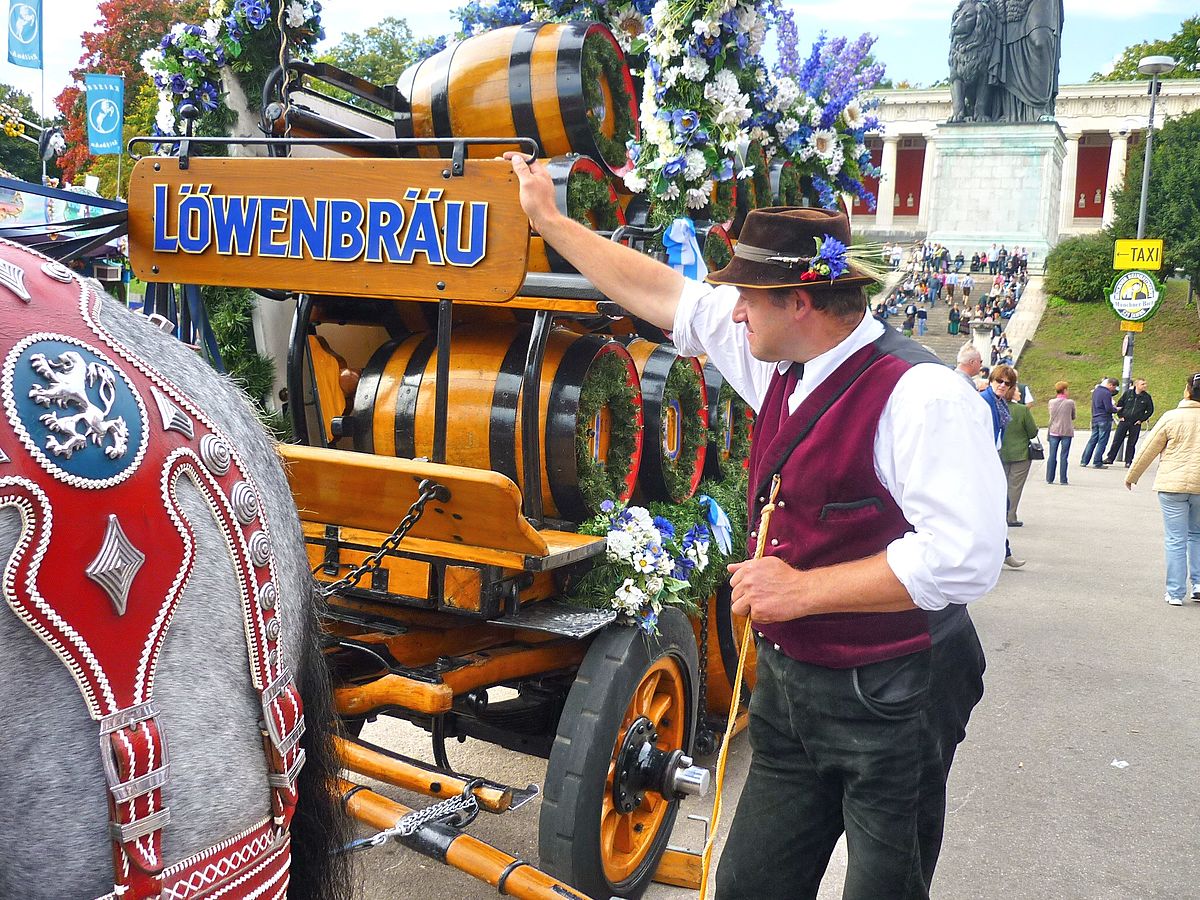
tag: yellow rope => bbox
[698,474,781,899]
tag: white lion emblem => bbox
[28,351,130,460]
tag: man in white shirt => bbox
[507,153,1005,900]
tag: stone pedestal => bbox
[924,122,1066,272]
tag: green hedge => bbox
[1044,232,1116,302]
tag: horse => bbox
[0,238,350,900]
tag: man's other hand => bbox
[727,556,801,624]
[505,152,559,232]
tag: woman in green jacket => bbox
[999,378,1041,525]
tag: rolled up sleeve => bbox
[878,366,1008,610]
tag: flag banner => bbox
[7,0,41,69]
[86,74,125,156]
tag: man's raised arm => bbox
[506,153,685,332]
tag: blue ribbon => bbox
[663,217,709,282]
[698,494,733,556]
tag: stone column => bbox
[917,133,936,229]
[875,135,900,227]
[1059,132,1080,234]
[1103,131,1128,227]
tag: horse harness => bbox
[0,241,305,899]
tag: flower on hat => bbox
[812,234,850,281]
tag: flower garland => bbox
[566,166,622,230]
[141,0,324,140]
[656,358,707,502]
[701,225,732,271]
[575,349,641,512]
[708,379,752,480]
[765,21,884,211]
[579,31,639,171]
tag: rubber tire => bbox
[538,608,698,899]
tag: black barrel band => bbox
[428,39,461,157]
[556,22,594,162]
[351,339,401,455]
[637,344,674,499]
[546,334,609,520]
[509,23,543,153]
[490,326,533,485]
[395,334,438,458]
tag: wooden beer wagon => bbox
[124,22,761,899]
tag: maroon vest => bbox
[747,330,944,668]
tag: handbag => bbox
[1027,438,1045,461]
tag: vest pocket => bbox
[818,497,884,523]
[852,649,931,720]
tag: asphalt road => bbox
[349,448,1200,900]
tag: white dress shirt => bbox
[671,280,1007,611]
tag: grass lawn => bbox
[1018,279,1200,429]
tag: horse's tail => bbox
[288,582,353,900]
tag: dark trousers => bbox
[1105,421,1142,465]
[716,621,986,900]
[1080,420,1111,467]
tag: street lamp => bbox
[1134,55,1177,239]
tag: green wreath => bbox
[576,349,640,513]
[581,31,637,170]
[710,380,753,481]
[775,162,803,206]
[702,227,733,271]
[658,359,707,502]
[566,167,621,230]
[748,142,771,207]
[710,177,735,224]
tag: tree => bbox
[1044,232,1116,302]
[1091,16,1199,82]
[0,84,44,182]
[317,16,423,90]
[1110,108,1200,281]
[54,0,206,183]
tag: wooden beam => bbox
[336,737,511,812]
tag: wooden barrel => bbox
[624,338,708,503]
[348,325,643,521]
[396,22,638,177]
[730,141,771,238]
[694,581,757,717]
[701,361,754,481]
[698,223,734,274]
[528,154,626,273]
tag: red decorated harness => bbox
[0,241,305,900]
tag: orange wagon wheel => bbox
[539,608,698,898]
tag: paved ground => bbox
[348,448,1200,900]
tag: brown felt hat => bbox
[707,207,874,291]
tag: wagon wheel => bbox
[539,607,698,898]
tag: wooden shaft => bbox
[339,780,596,900]
[335,737,511,812]
[335,672,453,715]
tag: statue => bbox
[946,0,1063,124]
[948,0,999,123]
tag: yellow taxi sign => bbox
[1113,239,1163,271]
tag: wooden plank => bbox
[281,444,549,557]
[127,156,530,303]
[335,673,453,715]
[303,519,529,571]
[653,848,703,890]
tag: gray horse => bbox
[0,264,349,900]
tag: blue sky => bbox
[2,0,1195,117]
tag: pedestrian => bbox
[955,342,982,388]
[962,273,974,302]
[949,304,961,335]
[1126,373,1200,605]
[1080,377,1119,467]
[1046,381,1076,485]
[999,376,1039,526]
[506,152,1005,900]
[1106,379,1155,467]
[916,304,928,336]
[981,365,1025,567]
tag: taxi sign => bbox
[127,157,531,303]
[1108,270,1162,323]
[1113,239,1163,271]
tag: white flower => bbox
[715,100,750,127]
[776,117,800,141]
[643,116,671,148]
[686,188,708,209]
[809,128,838,159]
[825,143,845,177]
[628,506,653,528]
[614,578,647,614]
[156,96,177,135]
[684,149,706,180]
[646,575,664,596]
[705,69,741,104]
[680,55,708,82]
[624,171,648,193]
[686,540,711,572]
[285,1,307,28]
[606,529,636,562]
[692,19,720,38]
[208,0,230,15]
[170,22,186,37]
[737,165,754,180]
[650,0,671,26]
[613,6,646,49]
[654,551,674,575]
[661,182,681,201]
[633,550,658,575]
[842,100,864,131]
[140,48,164,74]
[661,66,680,90]
[203,18,222,40]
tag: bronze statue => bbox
[947,0,1063,124]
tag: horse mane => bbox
[949,0,998,83]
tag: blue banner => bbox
[85,74,125,156]
[7,0,41,69]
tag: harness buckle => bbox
[260,667,306,754]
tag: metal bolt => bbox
[153,163,161,171]
[436,281,446,291]
[151,265,159,274]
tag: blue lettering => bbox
[211,194,260,255]
[258,198,290,258]
[397,196,444,265]
[443,201,487,267]
[328,200,366,262]
[153,184,178,252]
[290,199,328,260]
[365,200,405,263]
[177,187,212,254]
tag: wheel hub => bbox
[612,715,691,814]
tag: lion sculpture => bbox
[948,0,999,123]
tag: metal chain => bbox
[695,594,715,754]
[342,780,483,854]
[318,479,447,598]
